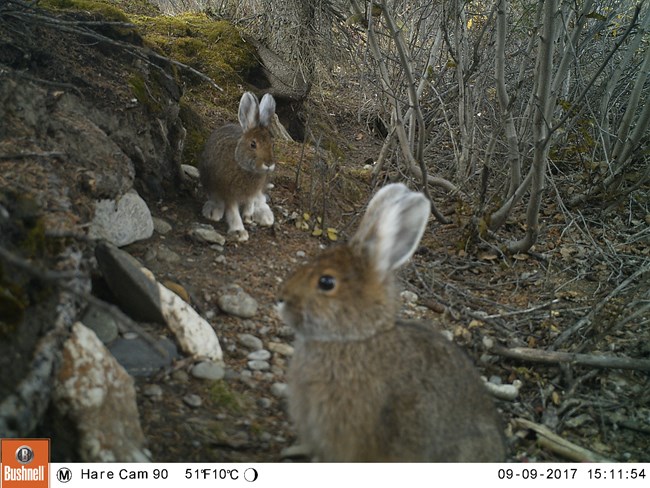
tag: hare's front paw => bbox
[202,200,225,222]
[252,194,274,227]
[254,204,274,227]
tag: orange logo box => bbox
[1,439,49,488]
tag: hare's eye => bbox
[250,140,257,149]
[317,275,336,292]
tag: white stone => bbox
[157,281,223,363]
[88,189,153,247]
[270,382,288,398]
[400,290,419,304]
[181,164,200,180]
[247,349,271,361]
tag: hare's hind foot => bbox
[202,200,225,222]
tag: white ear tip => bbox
[259,93,276,126]
[353,183,430,275]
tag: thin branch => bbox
[552,263,650,348]
[492,345,650,372]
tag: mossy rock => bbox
[133,13,258,90]
[40,0,131,22]
[179,98,211,167]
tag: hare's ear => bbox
[238,92,260,131]
[351,183,430,278]
[259,93,276,127]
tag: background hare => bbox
[199,91,276,242]
[278,183,507,462]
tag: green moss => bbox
[133,13,258,89]
[207,380,247,414]
[179,99,211,166]
[128,73,164,114]
[0,285,26,336]
[20,218,47,258]
[40,0,131,22]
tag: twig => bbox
[491,344,650,372]
[513,418,613,462]
[484,299,560,319]
[552,263,650,348]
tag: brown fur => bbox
[199,123,272,206]
[279,184,507,462]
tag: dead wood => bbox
[513,418,613,462]
[492,344,650,372]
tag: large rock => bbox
[95,242,166,325]
[88,190,154,247]
[53,323,149,462]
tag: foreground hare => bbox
[199,92,276,242]
[278,183,506,462]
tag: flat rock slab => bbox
[109,335,178,377]
[95,242,166,325]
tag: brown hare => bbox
[278,183,507,462]
[199,91,276,242]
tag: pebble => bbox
[214,255,226,264]
[191,361,226,381]
[270,382,288,398]
[123,332,138,340]
[276,326,295,338]
[257,398,272,409]
[296,250,306,258]
[247,360,270,371]
[81,305,119,344]
[152,217,172,235]
[217,284,258,319]
[247,349,271,361]
[268,342,294,356]
[171,370,189,383]
[189,223,226,245]
[183,394,202,408]
[143,384,163,400]
[180,164,200,180]
[400,290,419,304]
[157,244,181,264]
[238,333,263,351]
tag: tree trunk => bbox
[507,0,557,254]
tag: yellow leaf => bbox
[468,319,483,328]
[312,228,323,237]
[551,390,561,406]
[303,212,311,221]
[327,228,338,241]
